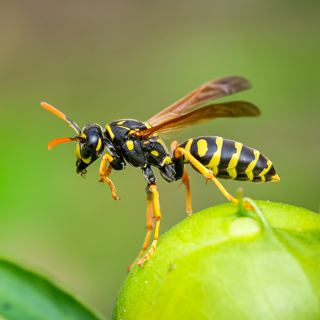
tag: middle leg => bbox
[182,167,192,215]
[171,140,192,215]
[127,187,154,271]
[138,184,161,267]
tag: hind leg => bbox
[127,187,154,271]
[171,141,192,215]
[174,147,253,210]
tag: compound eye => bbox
[76,140,94,164]
[80,134,101,158]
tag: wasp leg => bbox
[171,141,192,215]
[127,188,154,272]
[174,147,253,210]
[182,167,192,215]
[99,154,119,200]
[138,184,161,267]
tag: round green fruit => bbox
[113,201,320,320]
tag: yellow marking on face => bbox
[81,132,87,139]
[161,156,171,166]
[82,156,92,164]
[151,150,159,157]
[127,140,134,151]
[96,138,102,151]
[197,139,208,157]
[117,120,126,125]
[245,150,260,173]
[227,142,242,169]
[76,144,81,159]
[208,137,223,168]
[259,160,272,177]
[246,171,254,181]
[106,126,114,140]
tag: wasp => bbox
[41,76,279,270]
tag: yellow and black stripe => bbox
[179,136,279,182]
[105,119,150,144]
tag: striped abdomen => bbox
[179,137,279,182]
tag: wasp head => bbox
[41,102,106,176]
[76,124,105,175]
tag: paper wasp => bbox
[41,76,279,270]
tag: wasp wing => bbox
[140,101,260,139]
[146,76,252,126]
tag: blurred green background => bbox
[0,0,319,317]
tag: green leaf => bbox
[0,258,106,320]
[113,201,320,320]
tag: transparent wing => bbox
[140,101,260,139]
[146,76,252,126]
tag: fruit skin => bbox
[113,201,320,320]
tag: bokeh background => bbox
[1,0,319,317]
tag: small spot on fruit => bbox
[229,217,261,238]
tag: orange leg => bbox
[127,190,154,272]
[170,140,180,154]
[138,185,161,267]
[182,167,192,215]
[175,147,253,210]
[99,154,119,200]
[171,141,192,215]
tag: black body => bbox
[75,119,277,187]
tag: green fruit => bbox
[113,201,320,320]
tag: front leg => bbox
[99,154,124,200]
